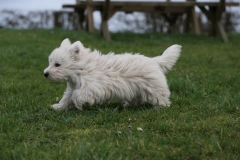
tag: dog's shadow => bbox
[82,102,154,113]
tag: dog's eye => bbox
[54,63,60,67]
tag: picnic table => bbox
[63,0,240,42]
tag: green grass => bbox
[0,29,239,160]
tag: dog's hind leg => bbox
[71,91,83,111]
[143,88,171,109]
[71,88,95,111]
[153,93,171,109]
[123,97,144,107]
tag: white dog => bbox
[44,38,181,111]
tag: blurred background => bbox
[0,0,239,33]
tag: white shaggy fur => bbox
[43,38,181,111]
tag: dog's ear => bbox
[60,38,71,47]
[71,41,84,53]
[69,41,83,60]
[72,41,80,54]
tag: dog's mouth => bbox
[44,73,60,81]
[47,76,62,82]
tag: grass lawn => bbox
[0,29,239,160]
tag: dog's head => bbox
[43,38,84,81]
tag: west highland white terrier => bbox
[44,38,181,111]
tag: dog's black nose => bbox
[44,72,49,78]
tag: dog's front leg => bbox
[51,83,73,110]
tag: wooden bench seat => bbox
[63,0,240,42]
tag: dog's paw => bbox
[75,104,83,111]
[51,103,66,110]
[123,101,130,107]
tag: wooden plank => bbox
[101,20,111,41]
[86,0,94,33]
[217,21,228,43]
[101,0,111,41]
[190,7,200,34]
[198,6,211,20]
[102,0,110,20]
[63,1,240,9]
[184,8,201,34]
[111,6,190,13]
[216,0,226,20]
[216,0,228,43]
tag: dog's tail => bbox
[153,44,182,73]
